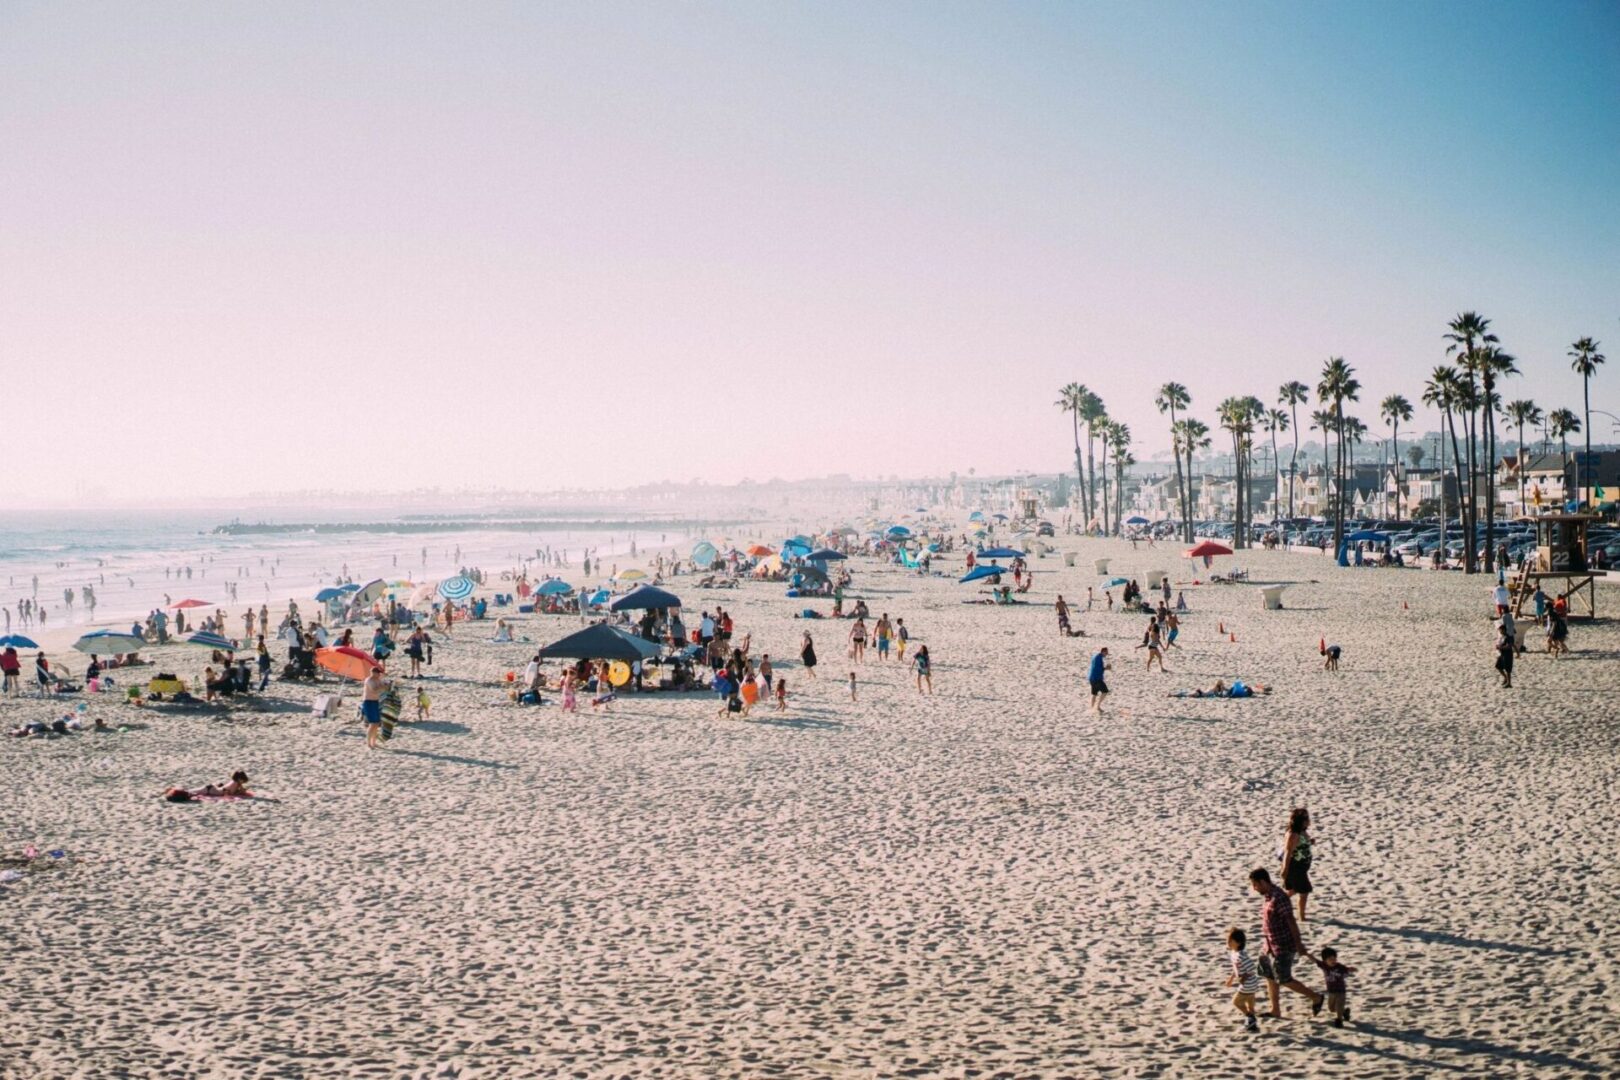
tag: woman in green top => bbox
[1281,807,1313,921]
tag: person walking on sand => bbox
[1055,595,1072,637]
[847,670,858,702]
[895,618,909,660]
[1494,621,1515,688]
[913,644,932,694]
[848,617,868,664]
[1137,616,1167,673]
[361,667,386,750]
[1249,867,1325,1019]
[1224,927,1263,1033]
[800,631,818,679]
[1087,647,1110,714]
[874,613,893,662]
[1280,807,1314,922]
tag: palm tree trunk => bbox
[1085,428,1097,527]
[1447,409,1467,562]
[1393,421,1401,521]
[1517,417,1527,511]
[1101,441,1111,537]
[1583,374,1593,507]
[1289,405,1300,521]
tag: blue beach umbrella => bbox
[315,587,345,602]
[184,631,238,651]
[1125,516,1150,525]
[609,584,683,611]
[338,583,360,593]
[959,564,1009,584]
[536,579,574,596]
[0,635,40,649]
[1102,576,1130,588]
[806,548,847,562]
[968,511,985,522]
[73,630,146,655]
[977,546,1024,559]
[437,576,476,601]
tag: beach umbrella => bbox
[977,546,1024,559]
[609,584,682,612]
[968,511,985,522]
[1125,516,1150,525]
[781,538,812,558]
[536,579,574,596]
[616,568,649,582]
[184,631,239,652]
[993,513,1009,521]
[338,583,360,593]
[0,634,40,649]
[315,587,345,602]
[437,576,475,601]
[806,548,847,562]
[169,598,212,610]
[753,554,784,577]
[314,645,383,681]
[1184,540,1233,558]
[583,588,611,609]
[886,525,912,538]
[690,541,719,569]
[406,583,438,609]
[534,624,661,662]
[72,630,145,655]
[746,544,774,557]
[959,564,1008,584]
[354,579,387,605]
[1101,576,1130,588]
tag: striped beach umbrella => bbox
[437,576,475,601]
[184,631,239,651]
[73,630,146,655]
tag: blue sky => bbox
[0,1,1615,497]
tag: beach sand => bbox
[2,533,1617,1077]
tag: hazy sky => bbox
[2,1,1616,500]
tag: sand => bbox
[2,531,1618,1078]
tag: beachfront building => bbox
[1130,473,1193,522]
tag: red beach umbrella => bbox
[1183,540,1233,559]
[315,646,384,681]
[170,598,213,609]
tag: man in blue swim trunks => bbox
[361,667,386,749]
[1087,647,1110,714]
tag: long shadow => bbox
[1348,1022,1600,1073]
[1323,918,1570,957]
[744,714,846,731]
[1300,1035,1468,1071]
[382,747,517,770]
[409,720,471,735]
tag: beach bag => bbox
[311,694,341,718]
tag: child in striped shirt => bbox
[1225,927,1262,1032]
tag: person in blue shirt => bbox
[1088,647,1111,714]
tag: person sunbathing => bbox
[164,771,252,801]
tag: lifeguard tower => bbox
[1016,487,1040,521]
[1510,514,1600,619]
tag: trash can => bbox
[1146,570,1167,589]
[1259,585,1288,610]
[1064,552,1076,568]
[1094,558,1111,575]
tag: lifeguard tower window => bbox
[1543,519,1586,573]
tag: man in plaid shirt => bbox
[1249,867,1325,1018]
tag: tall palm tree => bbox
[1080,389,1108,528]
[1504,399,1543,513]
[1095,418,1116,536]
[1108,423,1133,532]
[1175,418,1211,531]
[1156,383,1192,541]
[1309,408,1334,521]
[1217,398,1248,546]
[1549,408,1581,501]
[1342,415,1368,519]
[1316,358,1359,553]
[1380,394,1413,520]
[1424,366,1468,543]
[1279,381,1309,521]
[1055,384,1087,521]
[1445,313,1496,572]
[1569,338,1606,506]
[1265,408,1289,531]
[1475,344,1518,570]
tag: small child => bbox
[774,677,787,711]
[1225,927,1262,1032]
[1322,642,1341,672]
[848,671,858,702]
[896,619,909,660]
[1309,947,1354,1026]
[415,687,431,721]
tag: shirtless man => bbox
[362,667,386,749]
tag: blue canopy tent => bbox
[534,624,661,662]
[977,546,1024,559]
[960,564,1009,584]
[609,584,683,611]
[690,541,719,569]
[806,548,847,562]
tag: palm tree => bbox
[1549,408,1581,502]
[1279,381,1309,521]
[1380,394,1413,520]
[1175,418,1211,531]
[1218,398,1248,546]
[1055,384,1087,521]
[1445,313,1496,572]
[1095,418,1116,536]
[1156,383,1192,541]
[1569,338,1606,506]
[1309,408,1335,521]
[1503,399,1543,513]
[1342,415,1368,519]
[1080,390,1108,528]
[1424,367,1468,542]
[1108,423,1133,531]
[1265,408,1289,533]
[1473,344,1518,570]
[1316,358,1359,553]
